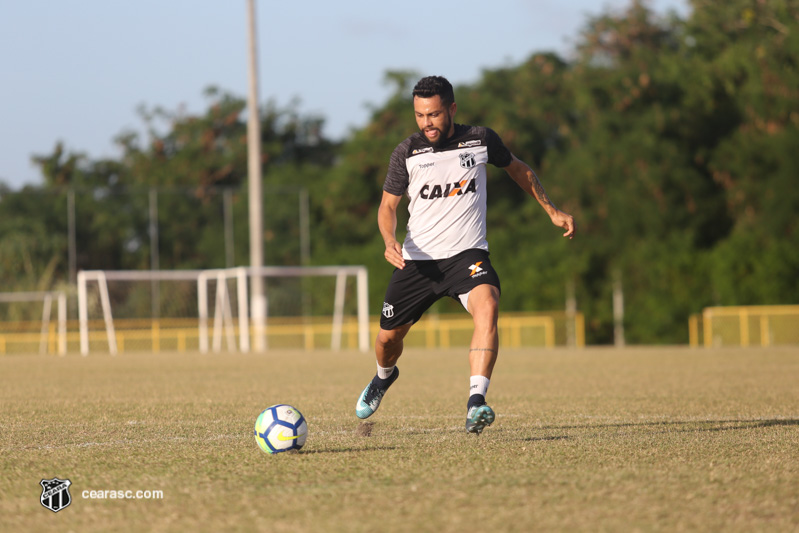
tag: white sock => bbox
[469,375,490,398]
[377,363,395,380]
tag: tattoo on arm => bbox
[530,171,556,208]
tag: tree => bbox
[6,1,798,342]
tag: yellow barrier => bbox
[688,314,702,347]
[0,312,585,355]
[691,305,799,348]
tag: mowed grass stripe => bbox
[1,347,797,533]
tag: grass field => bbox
[2,346,798,532]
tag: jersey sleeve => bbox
[485,127,513,168]
[383,139,411,196]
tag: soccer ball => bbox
[254,404,308,454]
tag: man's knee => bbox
[473,306,498,331]
[377,325,410,348]
[468,286,500,322]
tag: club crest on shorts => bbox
[382,302,394,318]
[459,152,476,169]
[40,478,72,513]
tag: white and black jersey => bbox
[384,124,513,260]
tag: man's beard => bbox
[422,114,452,146]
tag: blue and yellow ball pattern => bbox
[254,404,308,454]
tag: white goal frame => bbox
[197,267,250,353]
[0,291,67,355]
[78,270,206,356]
[77,266,369,355]
[244,266,370,353]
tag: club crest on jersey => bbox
[382,302,394,318]
[459,152,476,169]
[419,178,477,200]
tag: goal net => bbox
[76,266,369,355]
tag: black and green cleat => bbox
[465,404,495,434]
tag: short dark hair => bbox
[412,76,455,107]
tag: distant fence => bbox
[0,311,584,355]
[689,305,799,347]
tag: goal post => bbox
[0,291,67,355]
[77,266,370,355]
[245,266,370,353]
[197,267,250,353]
[78,270,207,356]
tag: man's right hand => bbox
[384,240,406,269]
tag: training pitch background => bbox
[2,347,798,532]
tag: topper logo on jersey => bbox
[419,178,477,200]
[459,152,476,169]
[458,140,482,148]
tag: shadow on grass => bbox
[300,445,398,455]
[526,435,571,442]
[675,418,799,433]
[528,418,799,439]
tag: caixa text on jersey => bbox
[419,179,477,200]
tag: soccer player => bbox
[355,76,575,434]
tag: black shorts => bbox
[380,249,501,330]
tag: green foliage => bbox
[2,1,797,342]
[0,190,64,294]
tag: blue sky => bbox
[1,0,687,189]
